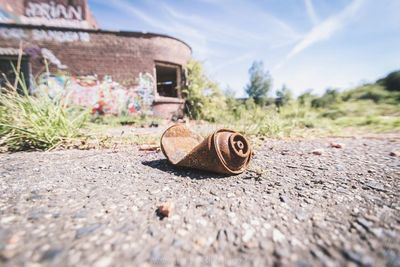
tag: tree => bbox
[245,61,271,105]
[275,84,293,108]
[378,70,400,92]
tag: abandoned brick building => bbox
[0,0,192,118]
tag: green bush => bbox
[311,89,341,108]
[275,85,293,109]
[297,91,315,107]
[342,84,391,103]
[183,60,226,121]
[378,70,400,92]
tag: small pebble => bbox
[156,202,174,219]
[330,142,344,149]
[311,149,324,155]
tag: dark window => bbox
[155,63,181,98]
[0,56,30,92]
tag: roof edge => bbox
[0,23,192,53]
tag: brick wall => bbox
[0,24,192,86]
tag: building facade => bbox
[0,0,192,118]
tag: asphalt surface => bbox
[1,136,399,267]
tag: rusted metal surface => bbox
[160,124,252,175]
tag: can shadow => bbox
[141,159,228,179]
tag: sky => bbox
[89,0,400,97]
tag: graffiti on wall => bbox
[25,1,84,21]
[23,46,67,69]
[0,27,90,42]
[41,48,68,69]
[32,29,90,42]
[35,73,155,115]
[0,28,27,39]
[137,73,155,106]
[21,16,92,28]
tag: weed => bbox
[0,65,88,151]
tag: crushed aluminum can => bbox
[160,124,252,175]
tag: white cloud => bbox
[276,0,365,69]
[161,2,301,47]
[304,0,319,25]
[158,2,305,61]
[91,0,210,58]
[212,52,254,72]
[110,0,165,31]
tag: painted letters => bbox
[0,28,27,39]
[0,27,90,43]
[32,29,90,42]
[25,1,83,21]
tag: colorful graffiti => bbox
[137,73,155,106]
[35,72,155,115]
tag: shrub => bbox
[183,60,226,121]
[378,70,400,92]
[298,90,316,107]
[311,88,341,108]
[275,85,293,109]
[343,84,390,103]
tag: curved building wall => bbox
[0,23,192,118]
[0,24,192,84]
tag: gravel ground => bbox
[1,136,399,267]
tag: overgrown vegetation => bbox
[184,60,400,137]
[1,57,398,152]
[377,70,400,92]
[0,65,88,151]
[184,60,226,121]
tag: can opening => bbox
[229,134,250,158]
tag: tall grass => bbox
[206,97,400,138]
[0,63,88,151]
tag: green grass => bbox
[1,58,398,153]
[208,98,399,138]
[91,114,162,127]
[0,72,88,151]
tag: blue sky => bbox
[89,0,400,97]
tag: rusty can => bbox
[160,124,252,175]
